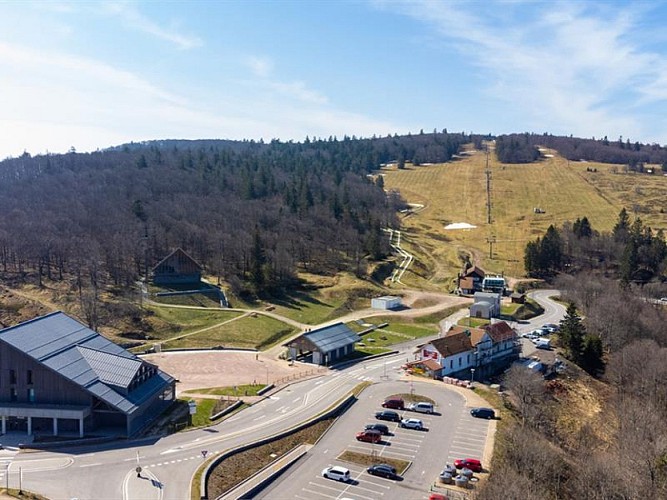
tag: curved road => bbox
[11,291,564,499]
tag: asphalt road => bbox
[12,355,409,500]
[257,381,491,500]
[6,291,564,500]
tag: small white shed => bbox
[371,296,402,310]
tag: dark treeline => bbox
[0,131,468,299]
[495,134,541,163]
[524,210,667,285]
[509,132,667,166]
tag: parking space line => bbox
[309,481,351,494]
[454,435,486,443]
[357,479,391,490]
[378,449,415,459]
[450,447,483,456]
[301,487,335,499]
[384,444,420,453]
[347,483,387,495]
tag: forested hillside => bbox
[0,131,467,302]
[496,132,667,167]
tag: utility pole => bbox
[486,236,496,259]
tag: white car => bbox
[407,401,434,414]
[400,418,424,430]
[322,465,351,482]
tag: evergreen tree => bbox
[619,240,638,284]
[572,216,592,238]
[581,334,605,377]
[559,302,586,362]
[613,208,631,243]
[249,229,265,290]
[541,225,563,271]
[524,240,541,277]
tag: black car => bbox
[365,423,390,435]
[375,410,400,422]
[367,464,401,480]
[470,407,495,419]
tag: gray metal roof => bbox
[0,312,173,415]
[303,323,360,354]
[78,346,142,389]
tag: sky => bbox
[2,0,667,159]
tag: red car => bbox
[382,398,404,410]
[356,429,382,443]
[454,458,482,472]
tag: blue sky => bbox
[2,0,667,159]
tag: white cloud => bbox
[101,1,202,50]
[380,0,667,140]
[244,56,274,78]
[0,39,404,158]
[269,81,329,105]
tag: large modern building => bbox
[0,312,175,438]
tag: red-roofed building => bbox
[415,320,520,379]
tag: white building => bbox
[371,296,402,310]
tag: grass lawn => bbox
[146,306,243,340]
[161,314,296,350]
[337,450,411,474]
[267,273,381,325]
[380,146,667,286]
[182,384,267,397]
[457,317,490,328]
[359,320,438,339]
[187,398,218,427]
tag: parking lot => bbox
[258,379,491,500]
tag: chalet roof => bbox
[463,266,485,279]
[445,325,486,347]
[419,358,442,371]
[152,247,202,272]
[297,323,360,354]
[485,321,517,342]
[0,312,174,415]
[430,332,473,358]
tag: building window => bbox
[10,388,17,402]
[459,357,462,366]
[27,388,35,403]
[467,354,470,363]
[450,360,453,369]
[9,370,16,385]
[27,370,33,385]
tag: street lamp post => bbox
[470,368,476,386]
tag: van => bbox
[470,407,495,419]
[535,338,551,350]
[381,398,404,410]
[322,465,351,482]
[356,429,382,443]
[407,401,434,414]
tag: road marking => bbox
[79,463,101,468]
[301,487,334,498]
[293,397,301,402]
[253,415,267,421]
